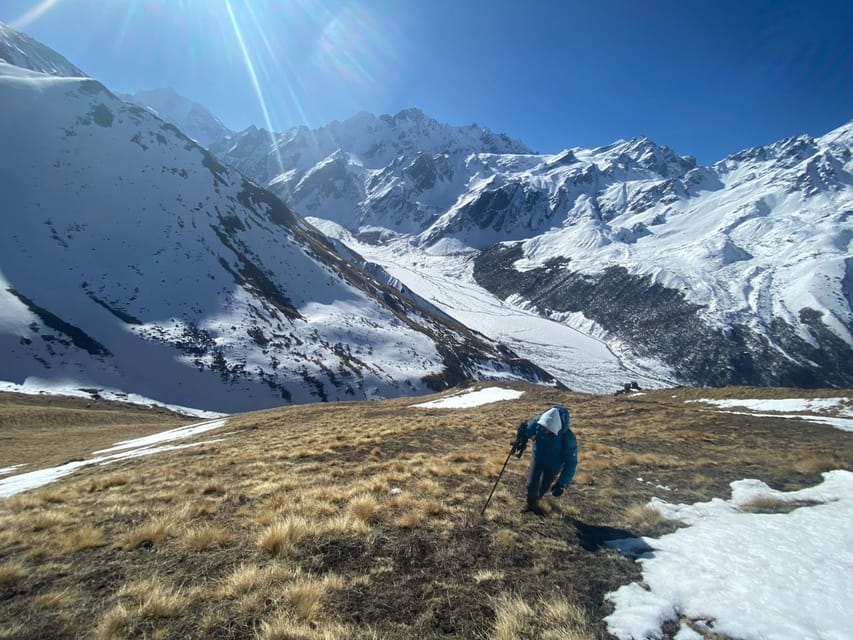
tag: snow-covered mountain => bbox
[0,21,85,77]
[214,110,853,389]
[0,59,558,413]
[468,127,853,387]
[2,22,849,397]
[209,109,532,234]
[121,88,233,148]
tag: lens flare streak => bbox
[11,0,61,30]
[224,0,284,177]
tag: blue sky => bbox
[2,0,851,164]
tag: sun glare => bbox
[8,0,402,161]
[10,0,61,30]
[316,5,384,87]
[224,0,285,176]
[242,1,313,132]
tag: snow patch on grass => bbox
[0,465,27,477]
[411,386,523,409]
[690,397,849,414]
[93,419,228,454]
[0,419,229,498]
[605,470,853,640]
[689,396,853,432]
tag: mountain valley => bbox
[1,20,851,411]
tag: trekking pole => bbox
[481,423,527,516]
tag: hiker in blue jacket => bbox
[516,405,577,514]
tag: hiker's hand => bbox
[512,422,528,456]
[551,484,565,497]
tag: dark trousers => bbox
[526,458,558,507]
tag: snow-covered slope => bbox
[0,21,85,77]
[470,126,853,387]
[0,62,558,413]
[217,109,853,388]
[122,88,233,148]
[309,220,676,393]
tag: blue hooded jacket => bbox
[524,406,577,487]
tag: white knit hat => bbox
[537,407,562,435]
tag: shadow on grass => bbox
[567,517,656,555]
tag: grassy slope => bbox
[0,384,851,640]
[0,392,188,469]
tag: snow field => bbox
[605,470,853,640]
[690,397,850,414]
[411,386,524,409]
[690,397,853,432]
[310,218,674,393]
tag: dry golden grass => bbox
[1,383,850,640]
[793,454,839,475]
[618,452,683,468]
[352,476,390,495]
[219,564,281,599]
[33,588,77,610]
[321,513,371,538]
[118,577,188,618]
[119,515,174,550]
[93,603,132,640]
[493,528,518,549]
[87,473,131,492]
[0,624,26,639]
[20,509,71,532]
[623,504,668,533]
[473,569,505,584]
[0,391,185,468]
[258,515,311,557]
[180,524,236,551]
[538,597,595,640]
[0,560,27,585]
[393,510,425,529]
[188,500,219,518]
[283,574,346,621]
[572,469,594,485]
[346,493,381,523]
[737,496,818,514]
[489,595,535,640]
[61,524,106,553]
[489,594,595,640]
[258,615,351,640]
[201,480,227,496]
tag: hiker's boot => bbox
[523,500,546,516]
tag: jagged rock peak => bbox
[389,107,428,122]
[719,120,853,170]
[592,135,697,178]
[339,107,534,156]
